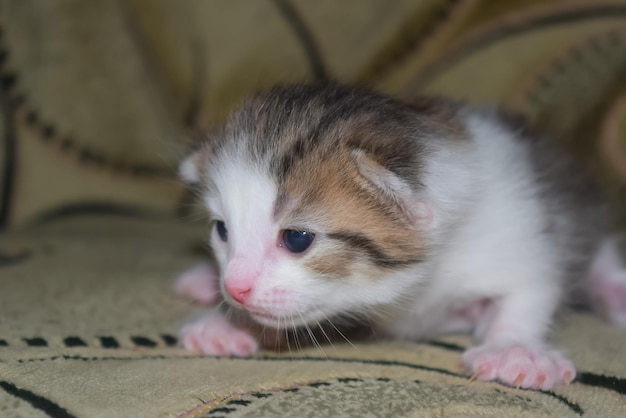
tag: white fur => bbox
[378,113,562,346]
[192,113,564,346]
[179,104,623,389]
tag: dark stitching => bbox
[426,340,465,352]
[0,381,76,418]
[131,336,157,348]
[524,29,625,111]
[2,334,177,349]
[513,394,532,403]
[227,399,252,406]
[23,337,48,347]
[18,354,198,363]
[5,338,620,412]
[256,356,583,415]
[18,100,172,178]
[161,334,178,346]
[272,0,328,81]
[0,31,172,179]
[63,337,87,347]
[208,407,236,414]
[359,0,460,82]
[202,374,582,416]
[308,381,331,388]
[337,377,363,383]
[98,336,120,349]
[578,372,626,396]
[525,389,583,415]
[411,5,626,89]
[278,355,463,378]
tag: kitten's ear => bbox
[179,144,211,184]
[179,152,202,184]
[353,150,412,202]
[353,150,435,230]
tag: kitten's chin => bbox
[247,308,327,329]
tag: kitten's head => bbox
[180,83,466,328]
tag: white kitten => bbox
[176,83,625,390]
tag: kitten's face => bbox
[180,83,446,328]
[203,152,425,328]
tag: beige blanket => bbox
[1,216,624,417]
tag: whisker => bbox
[222,303,233,322]
[297,313,324,356]
[309,320,330,358]
[314,318,334,348]
[283,318,293,357]
[290,316,302,352]
[324,315,357,350]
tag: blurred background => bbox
[1,0,625,231]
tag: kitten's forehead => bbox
[221,83,429,184]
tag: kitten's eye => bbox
[215,221,228,242]
[282,229,315,253]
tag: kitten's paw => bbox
[175,263,220,305]
[462,344,575,390]
[180,314,259,357]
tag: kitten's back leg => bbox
[587,238,626,328]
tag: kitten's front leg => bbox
[179,309,260,357]
[175,263,221,305]
[175,264,261,356]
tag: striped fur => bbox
[183,83,471,276]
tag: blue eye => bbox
[282,229,315,253]
[215,221,228,242]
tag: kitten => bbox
[176,83,625,389]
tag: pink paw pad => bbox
[180,315,259,357]
[462,344,575,390]
[175,264,220,305]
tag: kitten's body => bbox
[177,83,625,390]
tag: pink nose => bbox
[225,282,252,304]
